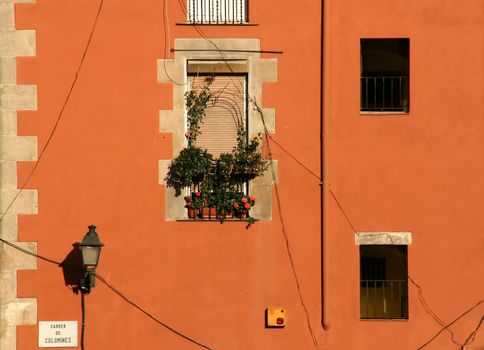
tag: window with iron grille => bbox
[360,245,408,319]
[187,0,247,24]
[361,39,409,113]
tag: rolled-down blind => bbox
[190,75,246,157]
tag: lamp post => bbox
[75,225,103,350]
[76,225,103,294]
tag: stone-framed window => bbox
[158,39,277,221]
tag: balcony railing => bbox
[187,0,247,24]
[361,76,409,112]
[360,279,408,319]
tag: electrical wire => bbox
[254,103,321,350]
[162,0,187,86]
[0,0,105,226]
[171,3,322,347]
[461,315,483,349]
[0,237,215,349]
[328,186,484,349]
[417,301,483,350]
[93,273,214,350]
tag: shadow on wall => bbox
[59,247,85,294]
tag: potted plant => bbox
[233,192,256,219]
[184,191,203,218]
[165,146,213,219]
[231,130,269,190]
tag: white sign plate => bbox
[38,321,78,348]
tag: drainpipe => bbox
[321,0,330,331]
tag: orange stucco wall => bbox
[10,0,484,349]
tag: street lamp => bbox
[76,225,103,294]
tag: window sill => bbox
[176,219,250,223]
[360,318,408,321]
[360,111,410,116]
[176,22,258,26]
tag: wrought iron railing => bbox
[187,0,247,24]
[360,279,408,319]
[361,76,409,112]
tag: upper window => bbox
[360,39,409,113]
[360,245,408,319]
[187,0,247,24]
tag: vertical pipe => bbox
[321,0,330,331]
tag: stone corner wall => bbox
[0,1,38,349]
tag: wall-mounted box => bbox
[265,307,286,328]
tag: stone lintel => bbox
[174,38,261,59]
[355,232,413,245]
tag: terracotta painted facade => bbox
[1,0,483,349]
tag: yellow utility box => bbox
[265,307,286,328]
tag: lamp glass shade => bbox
[81,245,102,267]
[79,225,103,267]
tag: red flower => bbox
[195,192,201,197]
[186,201,192,206]
[234,203,239,209]
[244,203,251,209]
[249,196,256,202]
[241,197,248,203]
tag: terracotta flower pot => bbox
[187,208,199,219]
[236,212,247,219]
[218,211,233,219]
[201,207,217,218]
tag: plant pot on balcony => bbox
[201,207,217,219]
[187,208,199,219]
[236,212,247,219]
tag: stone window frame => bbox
[157,38,277,221]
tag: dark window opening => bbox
[360,245,408,319]
[361,39,409,112]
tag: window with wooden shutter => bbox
[189,75,246,157]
